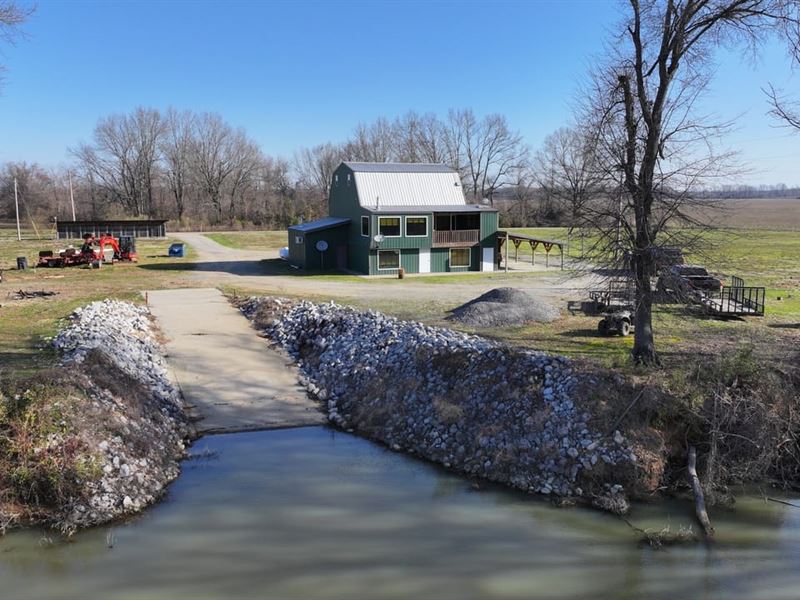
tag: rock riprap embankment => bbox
[241,297,636,501]
[52,300,193,528]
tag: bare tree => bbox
[586,0,800,365]
[765,83,800,131]
[72,108,164,217]
[226,130,262,222]
[293,142,342,202]
[0,1,32,88]
[0,162,54,222]
[534,127,602,228]
[449,109,527,202]
[189,113,238,222]
[343,118,395,162]
[504,161,538,226]
[393,111,449,163]
[161,108,194,222]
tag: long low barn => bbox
[57,220,168,239]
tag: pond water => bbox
[2,427,800,599]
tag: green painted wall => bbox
[329,163,371,273]
[369,248,420,275]
[304,227,349,270]
[287,228,306,268]
[430,247,480,272]
[288,224,349,271]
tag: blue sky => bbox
[0,0,798,185]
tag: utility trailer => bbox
[697,276,765,317]
[568,277,635,316]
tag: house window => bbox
[334,174,339,186]
[378,216,401,237]
[450,248,471,268]
[405,216,428,237]
[378,250,400,270]
[361,216,369,237]
[295,235,303,245]
[347,173,352,185]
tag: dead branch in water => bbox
[767,497,800,510]
[687,445,715,542]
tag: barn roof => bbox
[340,162,467,208]
[288,216,350,233]
[343,162,455,174]
[368,204,497,214]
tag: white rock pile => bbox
[52,300,192,528]
[242,297,636,499]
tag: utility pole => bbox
[69,172,77,221]
[14,177,21,241]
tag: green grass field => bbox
[0,234,197,377]
[2,224,798,378]
[204,230,287,250]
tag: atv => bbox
[597,310,634,336]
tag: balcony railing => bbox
[432,229,480,247]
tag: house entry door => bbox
[419,249,431,273]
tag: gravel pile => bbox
[447,287,560,327]
[52,300,192,529]
[241,297,635,500]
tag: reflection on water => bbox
[1,427,799,600]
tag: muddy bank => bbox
[0,300,193,533]
[240,297,648,505]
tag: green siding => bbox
[369,248,419,275]
[430,247,480,272]
[288,223,349,271]
[480,211,498,247]
[287,228,306,268]
[329,164,372,273]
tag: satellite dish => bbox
[373,234,385,244]
[315,240,328,252]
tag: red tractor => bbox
[37,233,138,268]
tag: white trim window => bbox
[361,215,369,237]
[378,216,401,237]
[378,249,400,270]
[405,215,428,237]
[294,235,303,245]
[450,248,471,268]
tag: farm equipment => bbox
[36,233,138,268]
[597,309,634,336]
[568,277,635,316]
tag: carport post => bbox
[505,231,509,273]
[560,245,564,270]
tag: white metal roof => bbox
[344,161,455,174]
[352,168,467,209]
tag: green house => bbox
[288,162,499,275]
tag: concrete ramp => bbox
[145,288,324,434]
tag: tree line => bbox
[2,102,797,233]
[0,104,649,230]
